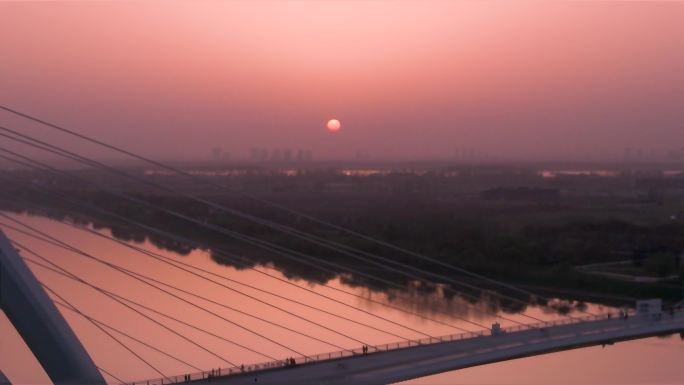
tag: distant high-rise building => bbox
[667,147,684,161]
[271,148,282,161]
[248,147,310,162]
[211,147,221,161]
[453,147,474,161]
[635,148,644,160]
[250,148,259,162]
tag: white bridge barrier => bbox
[125,307,684,385]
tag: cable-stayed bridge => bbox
[3,227,683,385]
[0,105,682,385]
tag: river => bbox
[0,213,681,385]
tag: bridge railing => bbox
[124,307,667,385]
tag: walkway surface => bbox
[127,309,684,385]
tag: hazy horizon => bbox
[1,1,683,162]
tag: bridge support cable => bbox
[67,218,478,334]
[0,213,400,344]
[8,224,375,351]
[0,170,495,333]
[3,222,375,354]
[2,222,367,351]
[0,143,550,327]
[0,155,505,332]
[0,189,483,335]
[120,258,420,342]
[0,125,569,322]
[0,167,505,332]
[38,280,173,383]
[0,131,548,323]
[47,295,204,372]
[95,366,125,385]
[9,240,246,368]
[23,255,282,362]
[0,106,573,311]
[0,214,434,340]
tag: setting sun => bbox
[326,119,341,132]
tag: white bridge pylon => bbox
[170,307,684,385]
[0,231,105,385]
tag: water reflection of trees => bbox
[353,285,525,321]
[5,184,656,314]
[0,206,543,316]
[2,168,681,315]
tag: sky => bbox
[1,1,683,162]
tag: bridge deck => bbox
[127,309,684,385]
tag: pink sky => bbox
[1,1,683,161]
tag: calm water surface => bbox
[1,214,682,385]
